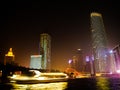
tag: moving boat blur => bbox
[8,70,69,84]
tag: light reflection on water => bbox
[1,77,120,90]
[96,77,110,90]
[12,82,68,90]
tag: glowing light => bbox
[9,70,68,82]
[86,56,89,62]
[91,12,102,17]
[96,77,110,90]
[109,50,113,54]
[77,49,81,51]
[68,59,72,64]
[116,70,120,73]
[31,55,42,57]
[5,48,14,57]
[12,82,67,90]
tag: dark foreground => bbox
[1,77,120,90]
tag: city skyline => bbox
[0,1,120,71]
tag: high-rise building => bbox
[40,33,51,70]
[90,12,110,73]
[4,48,15,65]
[113,44,120,71]
[69,49,85,72]
[30,55,42,69]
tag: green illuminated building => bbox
[90,12,109,73]
[40,33,51,70]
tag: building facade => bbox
[90,12,110,73]
[113,44,120,72]
[40,33,51,70]
[30,55,42,69]
[4,48,15,65]
[69,49,85,72]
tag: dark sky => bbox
[0,1,120,70]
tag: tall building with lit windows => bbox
[40,33,51,70]
[90,12,110,73]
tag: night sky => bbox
[0,1,120,71]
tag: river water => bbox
[0,77,120,90]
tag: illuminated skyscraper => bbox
[113,44,120,71]
[40,33,51,70]
[90,12,109,73]
[4,48,15,65]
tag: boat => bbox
[8,70,69,84]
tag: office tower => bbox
[113,44,120,71]
[70,49,85,72]
[40,33,51,70]
[4,48,15,65]
[109,50,116,73]
[30,55,42,69]
[75,49,85,72]
[71,56,77,70]
[90,12,109,73]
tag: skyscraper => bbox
[113,44,120,72]
[40,33,51,70]
[4,48,15,65]
[90,12,109,73]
